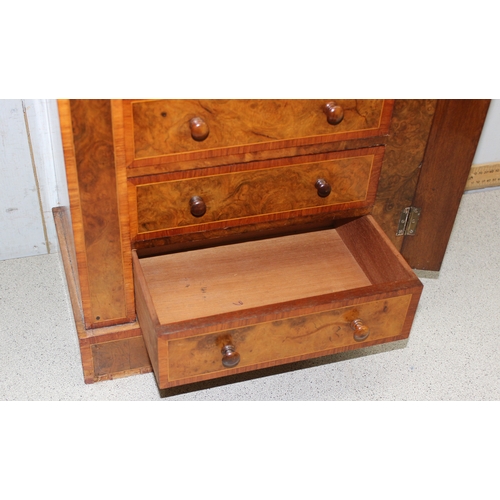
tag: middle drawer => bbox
[130,147,384,238]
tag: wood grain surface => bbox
[140,229,371,325]
[131,148,384,238]
[53,205,152,383]
[132,208,374,256]
[92,337,151,378]
[132,249,160,378]
[59,100,134,328]
[371,99,437,250]
[335,215,413,284]
[120,99,393,171]
[131,99,385,156]
[167,294,412,383]
[401,99,491,270]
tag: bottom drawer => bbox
[167,294,411,383]
[133,215,422,389]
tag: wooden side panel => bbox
[54,205,151,383]
[335,215,414,285]
[53,207,84,332]
[59,99,135,328]
[132,250,161,382]
[92,337,151,378]
[128,99,391,164]
[53,205,95,382]
[401,99,491,270]
[371,99,437,250]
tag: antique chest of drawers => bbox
[56,99,427,389]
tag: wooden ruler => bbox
[465,162,500,190]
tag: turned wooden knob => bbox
[189,116,209,141]
[221,344,240,368]
[351,319,370,342]
[315,178,332,198]
[189,196,206,217]
[323,101,344,125]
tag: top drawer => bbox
[121,99,393,169]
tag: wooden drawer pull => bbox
[189,196,207,217]
[323,101,344,125]
[189,116,210,141]
[221,344,241,368]
[315,178,332,198]
[351,319,370,342]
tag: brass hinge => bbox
[396,207,421,236]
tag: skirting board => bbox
[465,162,500,190]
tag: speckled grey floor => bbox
[1,189,499,401]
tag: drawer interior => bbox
[139,228,371,325]
[133,215,418,331]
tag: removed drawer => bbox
[133,215,422,389]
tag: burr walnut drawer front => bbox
[131,148,384,237]
[123,99,393,166]
[133,215,423,389]
[165,295,412,385]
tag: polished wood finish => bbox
[335,215,413,284]
[323,101,344,125]
[189,116,210,141]
[123,99,393,170]
[92,337,151,378]
[132,208,375,257]
[58,100,135,329]
[133,215,422,388]
[401,99,491,270]
[351,318,370,342]
[315,178,332,198]
[166,294,412,385]
[220,342,241,368]
[125,135,391,179]
[371,99,437,250]
[131,148,384,239]
[189,195,207,217]
[53,206,152,383]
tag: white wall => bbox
[0,99,499,260]
[472,100,500,164]
[0,99,66,260]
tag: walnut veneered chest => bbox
[56,98,425,389]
